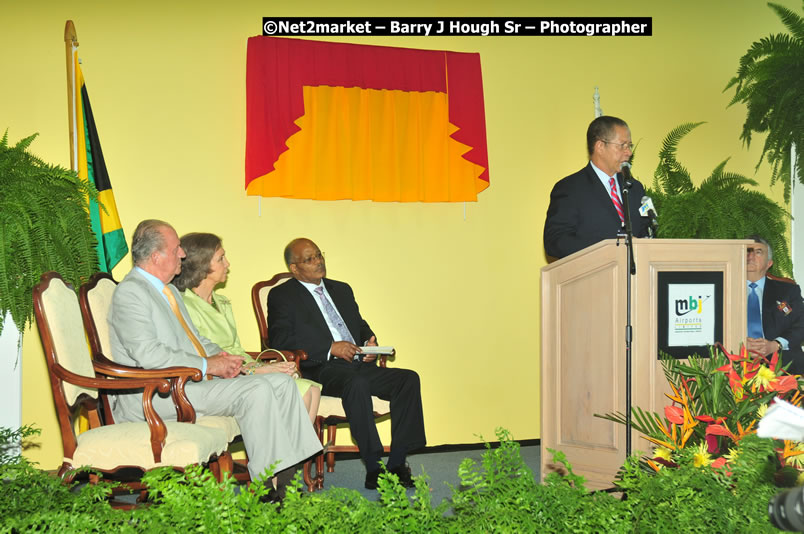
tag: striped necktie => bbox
[609,176,625,223]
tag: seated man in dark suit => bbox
[543,115,651,259]
[267,238,426,489]
[745,235,804,374]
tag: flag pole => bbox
[64,20,79,171]
[64,20,93,435]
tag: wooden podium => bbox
[540,238,750,489]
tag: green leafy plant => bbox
[0,131,99,337]
[0,426,787,532]
[647,122,791,277]
[613,434,780,533]
[725,1,804,202]
[0,426,119,531]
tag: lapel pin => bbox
[777,300,792,316]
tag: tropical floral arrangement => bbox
[599,343,804,482]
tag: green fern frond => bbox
[648,122,791,276]
[652,122,704,196]
[727,2,804,203]
[0,131,99,336]
[769,2,804,41]
[657,122,705,164]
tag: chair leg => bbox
[302,458,314,492]
[215,452,233,482]
[326,423,337,473]
[313,416,326,488]
[315,452,325,489]
[210,460,221,481]
[58,463,75,482]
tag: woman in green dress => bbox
[173,232,321,423]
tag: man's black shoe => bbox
[365,469,381,490]
[388,464,415,488]
[260,486,285,505]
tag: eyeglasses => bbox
[295,251,325,265]
[602,140,634,151]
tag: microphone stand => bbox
[620,172,636,459]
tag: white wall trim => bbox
[0,312,23,432]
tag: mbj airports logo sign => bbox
[675,295,710,317]
[668,285,715,347]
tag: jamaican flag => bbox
[73,60,127,272]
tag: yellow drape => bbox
[246,86,487,202]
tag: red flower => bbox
[651,456,678,468]
[706,434,720,454]
[665,405,684,425]
[768,375,799,394]
[695,415,726,424]
[711,457,727,469]
[706,424,736,439]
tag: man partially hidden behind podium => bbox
[267,238,426,490]
[745,236,804,374]
[543,115,650,259]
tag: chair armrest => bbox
[54,363,173,463]
[54,363,171,393]
[93,352,204,381]
[92,352,200,423]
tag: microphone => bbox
[620,161,634,189]
[639,195,659,238]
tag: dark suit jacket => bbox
[762,277,804,374]
[267,277,374,372]
[543,163,650,259]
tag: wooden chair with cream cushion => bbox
[79,272,318,491]
[33,271,231,498]
[251,273,391,475]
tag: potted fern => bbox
[646,122,791,277]
[725,1,804,202]
[0,131,98,431]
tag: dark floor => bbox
[314,442,541,507]
[101,442,541,510]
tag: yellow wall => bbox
[3,0,795,469]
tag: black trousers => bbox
[306,359,426,466]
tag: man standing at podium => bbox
[543,116,650,259]
[745,236,804,374]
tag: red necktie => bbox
[609,176,625,223]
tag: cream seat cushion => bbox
[68,421,229,471]
[196,415,241,442]
[317,395,390,418]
